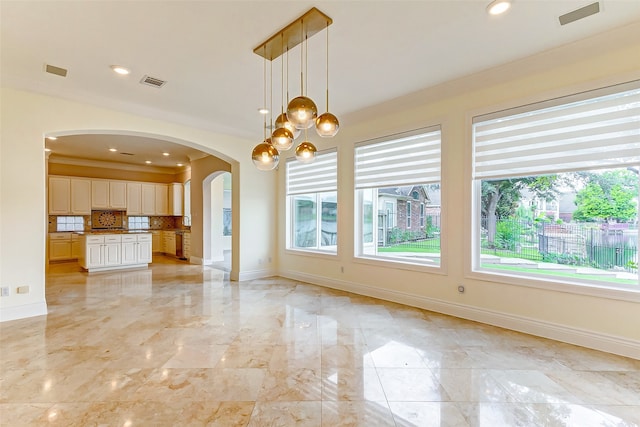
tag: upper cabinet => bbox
[70,179,91,214]
[49,177,91,215]
[126,182,142,215]
[49,177,70,214]
[169,183,183,216]
[92,180,126,209]
[155,184,169,216]
[141,183,156,215]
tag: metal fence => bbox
[481,217,638,273]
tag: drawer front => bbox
[137,234,152,242]
[122,235,137,243]
[104,235,122,243]
[49,233,72,241]
[86,236,105,244]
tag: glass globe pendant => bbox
[295,141,317,164]
[251,142,279,171]
[315,112,339,137]
[287,96,317,129]
[271,127,294,151]
[275,112,301,140]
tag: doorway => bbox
[202,171,232,271]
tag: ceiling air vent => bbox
[45,64,68,77]
[120,152,135,156]
[559,2,600,26]
[140,75,167,88]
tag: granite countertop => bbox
[75,230,152,235]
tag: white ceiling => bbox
[3,1,640,170]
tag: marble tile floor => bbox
[1,256,639,426]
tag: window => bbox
[286,150,338,253]
[183,180,191,226]
[128,216,150,230]
[472,81,640,292]
[420,203,425,227]
[355,126,442,266]
[56,216,84,231]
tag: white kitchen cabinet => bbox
[169,183,183,216]
[109,181,127,209]
[92,180,127,209]
[126,182,142,215]
[70,178,91,214]
[49,177,70,214]
[155,184,169,216]
[49,233,72,261]
[79,233,151,272]
[141,183,156,215]
[137,234,153,263]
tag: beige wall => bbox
[277,22,640,358]
[48,162,182,183]
[0,89,278,321]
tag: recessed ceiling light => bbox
[109,148,117,152]
[46,136,57,140]
[145,160,152,164]
[487,0,511,15]
[44,148,51,152]
[111,65,130,75]
[258,108,269,115]
[176,163,184,167]
[162,152,170,156]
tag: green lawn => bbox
[377,239,441,253]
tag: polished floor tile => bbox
[1,256,639,426]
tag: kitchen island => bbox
[77,231,152,272]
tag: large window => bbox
[355,127,442,266]
[286,150,338,253]
[472,81,640,292]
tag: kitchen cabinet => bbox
[49,232,72,261]
[49,177,70,214]
[122,234,152,265]
[169,183,183,216]
[92,180,127,209]
[79,233,151,272]
[155,184,169,216]
[141,183,156,215]
[71,233,81,259]
[70,179,91,214]
[151,230,161,253]
[126,182,142,215]
[162,231,176,256]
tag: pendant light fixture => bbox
[252,7,337,170]
[251,52,279,171]
[315,22,339,137]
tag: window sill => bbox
[285,248,338,260]
[353,255,445,275]
[468,268,640,303]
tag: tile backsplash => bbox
[48,214,186,232]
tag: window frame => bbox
[469,80,640,300]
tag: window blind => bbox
[286,150,337,195]
[473,83,640,180]
[354,127,441,190]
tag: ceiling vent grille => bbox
[45,64,68,77]
[140,75,167,88]
[120,152,135,156]
[559,2,600,26]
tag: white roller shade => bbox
[355,127,441,190]
[473,83,640,180]
[286,150,337,195]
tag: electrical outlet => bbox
[1,287,9,297]
[457,285,465,294]
[17,286,30,294]
[340,266,344,273]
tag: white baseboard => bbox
[238,268,276,281]
[190,256,203,265]
[0,302,48,322]
[281,271,640,360]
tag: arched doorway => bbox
[202,171,232,271]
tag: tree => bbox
[572,170,638,223]
[482,175,563,248]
